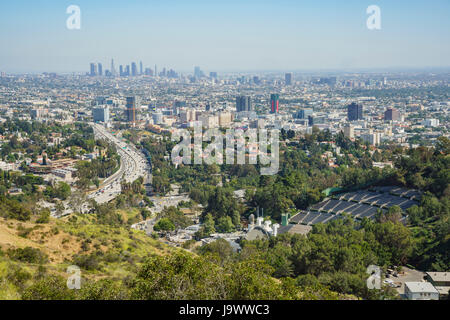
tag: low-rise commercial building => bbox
[404,282,439,300]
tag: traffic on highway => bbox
[88,123,150,205]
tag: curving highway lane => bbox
[88,123,150,204]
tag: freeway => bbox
[88,123,151,205]
[51,123,151,217]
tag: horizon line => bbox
[3,65,450,76]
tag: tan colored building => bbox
[219,112,232,127]
[343,124,354,139]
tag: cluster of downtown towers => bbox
[89,60,177,78]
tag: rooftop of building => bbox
[426,272,450,283]
[405,282,439,293]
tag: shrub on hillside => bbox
[7,247,48,264]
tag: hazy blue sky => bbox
[0,0,449,73]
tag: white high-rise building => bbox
[152,112,164,125]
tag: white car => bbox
[383,279,397,287]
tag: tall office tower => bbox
[270,94,280,113]
[90,63,97,76]
[139,61,143,75]
[295,108,313,119]
[248,98,254,112]
[384,108,400,121]
[125,65,130,76]
[97,63,103,76]
[236,96,241,112]
[236,96,252,112]
[126,97,138,125]
[209,72,217,79]
[131,62,137,76]
[194,66,202,78]
[347,102,363,121]
[253,76,260,85]
[93,106,110,123]
[285,73,293,85]
[119,65,124,77]
[154,65,157,77]
[111,59,116,76]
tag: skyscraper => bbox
[131,62,137,76]
[236,96,252,112]
[125,65,130,76]
[97,63,103,76]
[347,102,363,121]
[270,94,280,114]
[90,63,97,76]
[119,65,123,77]
[139,61,143,75]
[384,108,400,121]
[126,97,138,125]
[144,68,153,76]
[93,106,110,123]
[111,59,116,76]
[285,73,293,85]
[295,108,313,119]
[194,66,203,78]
